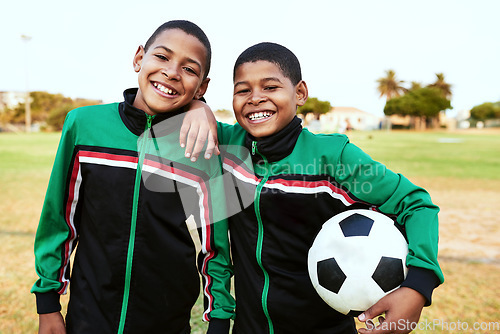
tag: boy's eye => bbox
[235,88,250,94]
[264,86,278,90]
[184,67,198,75]
[155,54,168,61]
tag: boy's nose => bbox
[249,92,267,105]
[162,66,181,81]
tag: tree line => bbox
[377,70,500,128]
[469,101,500,121]
[0,91,101,131]
[2,77,497,132]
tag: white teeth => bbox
[249,111,273,120]
[154,82,176,95]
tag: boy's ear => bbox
[133,46,145,72]
[296,80,308,107]
[195,77,210,100]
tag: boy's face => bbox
[133,29,209,115]
[233,60,307,140]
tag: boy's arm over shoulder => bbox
[180,100,220,161]
[334,141,443,304]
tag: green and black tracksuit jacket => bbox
[31,89,235,334]
[217,117,444,334]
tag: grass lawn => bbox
[1,129,499,333]
[347,129,500,181]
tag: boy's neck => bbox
[245,116,302,163]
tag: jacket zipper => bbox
[117,114,154,334]
[252,141,275,334]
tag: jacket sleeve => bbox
[334,140,443,305]
[31,111,79,314]
[196,153,235,324]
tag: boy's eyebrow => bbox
[262,77,283,83]
[153,45,202,69]
[233,81,248,88]
[234,77,283,87]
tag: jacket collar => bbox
[245,116,303,164]
[119,88,186,136]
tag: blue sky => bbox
[1,0,499,116]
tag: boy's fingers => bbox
[205,130,220,158]
[189,127,209,162]
[184,124,200,159]
[357,300,389,333]
[357,321,386,334]
[358,299,387,324]
[179,122,190,149]
[357,318,376,334]
[190,137,206,162]
[212,131,220,156]
[204,138,216,159]
[204,130,219,159]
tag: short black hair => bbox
[233,42,302,85]
[144,20,211,79]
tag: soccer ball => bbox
[307,209,408,316]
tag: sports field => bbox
[1,129,499,333]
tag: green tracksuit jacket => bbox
[31,89,235,334]
[217,116,443,334]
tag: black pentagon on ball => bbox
[317,258,347,294]
[371,256,405,292]
[339,213,374,237]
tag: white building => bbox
[303,106,383,133]
[0,91,27,111]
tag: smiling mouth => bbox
[248,111,275,121]
[153,82,178,95]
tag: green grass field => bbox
[347,130,500,180]
[1,129,499,333]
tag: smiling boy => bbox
[31,21,234,334]
[232,59,303,139]
[134,26,208,116]
[217,42,443,333]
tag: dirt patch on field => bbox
[412,177,500,264]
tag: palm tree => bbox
[409,81,422,91]
[428,73,452,98]
[426,73,452,129]
[376,69,407,101]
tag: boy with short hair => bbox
[217,42,443,334]
[31,20,234,334]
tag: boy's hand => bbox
[38,312,66,334]
[357,287,426,334]
[180,100,220,162]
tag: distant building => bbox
[386,115,411,129]
[387,111,454,130]
[302,106,383,133]
[455,109,471,129]
[0,91,27,111]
